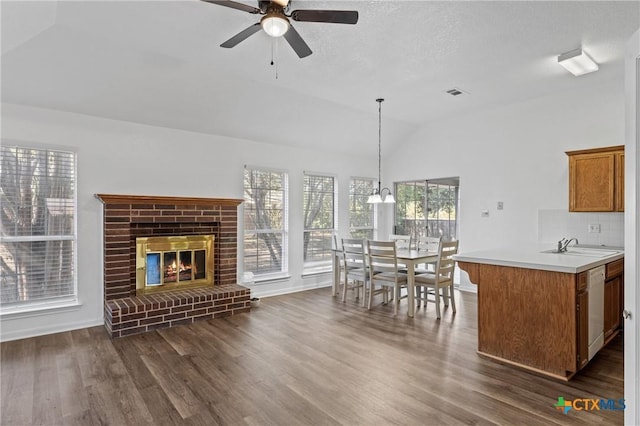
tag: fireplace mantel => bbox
[97,193,249,337]
[96,194,243,207]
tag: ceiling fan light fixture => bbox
[261,15,290,37]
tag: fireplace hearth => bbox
[96,194,249,338]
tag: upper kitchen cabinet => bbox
[566,145,625,212]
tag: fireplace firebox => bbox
[136,235,214,295]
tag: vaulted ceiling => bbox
[2,1,639,157]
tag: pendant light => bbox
[367,98,395,204]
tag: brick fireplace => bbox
[96,194,250,337]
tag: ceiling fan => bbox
[201,0,359,58]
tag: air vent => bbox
[445,88,465,96]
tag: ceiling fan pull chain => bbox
[270,38,279,80]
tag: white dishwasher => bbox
[587,265,605,361]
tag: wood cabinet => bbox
[458,256,624,381]
[604,259,624,342]
[566,145,624,212]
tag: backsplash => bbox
[538,209,624,247]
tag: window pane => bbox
[243,168,288,276]
[0,238,75,304]
[394,181,426,239]
[303,175,334,230]
[303,230,333,263]
[349,178,374,237]
[427,182,459,240]
[243,231,284,274]
[0,146,77,306]
[303,175,335,264]
[1,148,75,237]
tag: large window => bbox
[395,177,459,242]
[0,145,77,309]
[243,167,288,278]
[349,177,375,239]
[303,173,336,270]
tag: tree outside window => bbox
[395,178,459,242]
[0,146,77,307]
[243,167,288,277]
[349,178,375,239]
[303,174,335,268]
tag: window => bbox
[395,177,459,242]
[349,177,375,239]
[0,145,77,309]
[394,180,426,240]
[243,167,288,279]
[303,173,336,270]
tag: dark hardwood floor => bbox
[1,288,623,425]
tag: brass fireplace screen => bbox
[136,235,214,294]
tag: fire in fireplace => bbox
[136,235,214,295]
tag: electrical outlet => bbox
[588,224,601,233]
[497,201,504,210]
[481,210,490,218]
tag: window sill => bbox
[301,268,332,278]
[252,274,292,284]
[0,299,82,320]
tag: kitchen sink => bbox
[540,247,621,258]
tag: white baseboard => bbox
[0,318,104,342]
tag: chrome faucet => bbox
[557,237,579,253]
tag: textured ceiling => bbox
[2,1,639,157]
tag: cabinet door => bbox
[577,289,589,370]
[604,277,622,338]
[615,152,624,211]
[569,152,615,211]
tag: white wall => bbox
[386,79,626,289]
[0,103,375,341]
[0,76,627,340]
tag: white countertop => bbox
[454,245,624,273]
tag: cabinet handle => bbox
[623,309,632,320]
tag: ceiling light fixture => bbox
[261,14,290,38]
[557,48,599,76]
[367,98,395,204]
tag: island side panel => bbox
[475,264,577,378]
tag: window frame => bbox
[348,176,377,240]
[302,172,337,274]
[0,144,79,315]
[394,178,459,242]
[242,165,289,282]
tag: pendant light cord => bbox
[377,98,384,194]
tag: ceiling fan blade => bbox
[200,0,261,14]
[220,23,262,48]
[283,25,312,58]
[290,10,358,24]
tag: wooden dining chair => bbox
[332,234,345,297]
[414,239,459,319]
[341,238,369,306]
[415,236,441,273]
[414,236,442,303]
[367,240,408,316]
[389,234,412,250]
[389,234,412,273]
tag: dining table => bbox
[332,247,439,318]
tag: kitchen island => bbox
[454,246,623,380]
